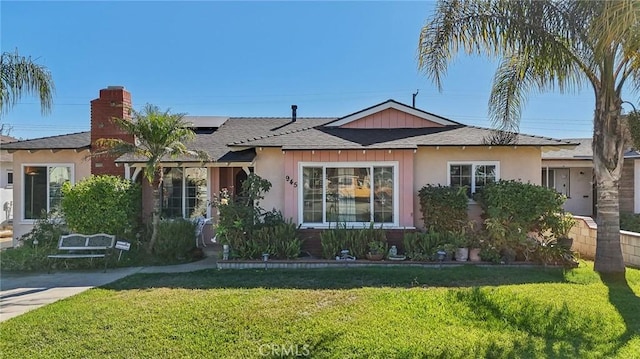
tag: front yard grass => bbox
[1,262,639,358]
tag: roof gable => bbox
[326,99,459,128]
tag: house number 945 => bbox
[285,176,298,188]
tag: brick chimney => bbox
[90,86,134,177]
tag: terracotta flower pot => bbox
[366,253,384,261]
[468,248,481,262]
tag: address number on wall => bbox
[285,175,298,188]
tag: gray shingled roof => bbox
[116,117,334,163]
[542,138,592,159]
[542,137,640,159]
[231,124,573,150]
[0,135,17,144]
[1,132,90,152]
[3,111,574,165]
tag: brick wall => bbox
[298,228,413,258]
[569,215,640,268]
[90,86,134,177]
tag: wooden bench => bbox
[48,233,116,273]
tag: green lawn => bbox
[1,263,639,358]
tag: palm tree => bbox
[95,104,209,253]
[418,0,640,274]
[0,49,55,115]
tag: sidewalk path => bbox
[0,256,218,322]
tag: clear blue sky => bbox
[2,1,600,140]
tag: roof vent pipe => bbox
[291,105,297,122]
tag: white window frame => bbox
[161,166,210,219]
[298,161,399,228]
[21,163,75,223]
[447,161,500,197]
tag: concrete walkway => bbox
[0,256,218,322]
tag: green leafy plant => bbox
[61,175,141,239]
[547,212,576,240]
[250,219,302,260]
[344,228,366,259]
[152,219,197,261]
[320,223,388,260]
[19,209,67,249]
[418,184,469,232]
[620,213,640,233]
[476,180,566,234]
[270,219,302,259]
[532,237,578,268]
[368,240,387,255]
[2,211,67,271]
[320,223,349,259]
[214,174,273,257]
[403,231,444,261]
[476,180,568,262]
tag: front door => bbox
[554,169,570,197]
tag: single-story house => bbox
[4,86,575,244]
[541,138,640,217]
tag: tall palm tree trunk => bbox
[593,94,626,274]
[148,171,162,254]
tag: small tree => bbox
[61,175,141,239]
[94,104,209,253]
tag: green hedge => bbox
[418,184,468,232]
[621,213,640,233]
[476,180,566,234]
[61,175,141,239]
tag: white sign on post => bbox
[115,241,131,251]
[115,241,131,261]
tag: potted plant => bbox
[552,212,576,249]
[450,231,469,262]
[366,240,386,261]
[467,232,484,262]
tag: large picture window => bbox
[23,165,72,220]
[300,163,396,226]
[161,167,208,219]
[448,161,499,197]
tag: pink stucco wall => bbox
[282,149,414,227]
[341,108,444,129]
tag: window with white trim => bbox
[300,163,397,225]
[541,168,556,189]
[23,165,73,220]
[161,167,208,219]
[448,161,499,197]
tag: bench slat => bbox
[57,246,111,251]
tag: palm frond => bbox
[418,0,611,131]
[0,49,55,115]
